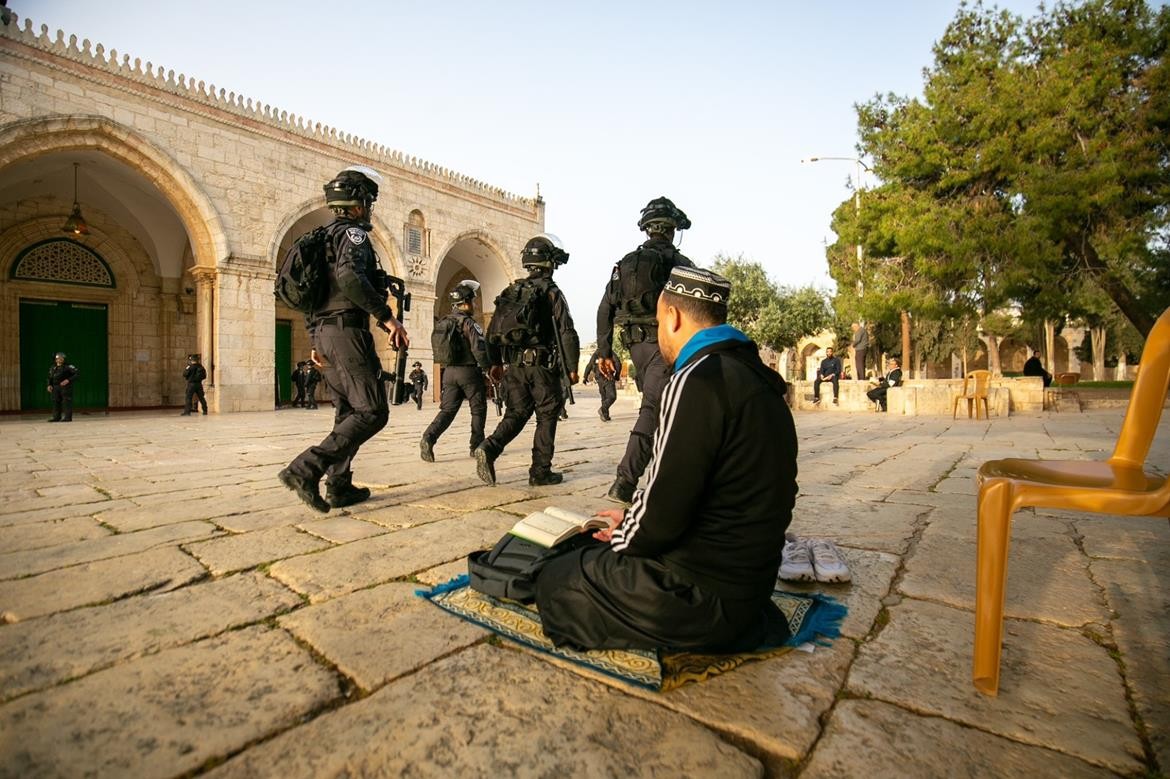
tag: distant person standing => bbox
[812,347,843,405]
[303,360,322,408]
[181,354,208,415]
[583,349,617,422]
[291,361,307,407]
[409,362,428,410]
[46,351,78,422]
[1023,350,1052,387]
[850,322,868,380]
[421,280,492,461]
[595,196,695,504]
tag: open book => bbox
[508,506,609,548]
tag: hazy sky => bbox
[23,0,1052,323]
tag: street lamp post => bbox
[801,156,871,299]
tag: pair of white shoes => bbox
[780,533,851,583]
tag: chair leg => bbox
[982,398,990,419]
[974,478,1015,696]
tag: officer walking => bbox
[595,196,695,503]
[181,353,208,415]
[302,359,321,409]
[291,361,307,407]
[409,362,428,409]
[420,280,492,461]
[46,351,78,422]
[475,234,579,487]
[279,165,409,512]
[583,348,617,422]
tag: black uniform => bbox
[291,362,307,407]
[480,271,579,481]
[536,336,798,653]
[284,217,392,490]
[583,349,617,421]
[423,310,492,453]
[47,361,78,422]
[182,361,208,414]
[409,368,428,409]
[303,363,321,409]
[596,236,694,491]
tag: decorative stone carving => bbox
[11,239,115,287]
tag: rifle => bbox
[550,312,575,406]
[488,374,504,416]
[377,273,412,405]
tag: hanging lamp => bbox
[61,162,90,236]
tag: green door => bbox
[19,299,109,411]
[275,319,292,405]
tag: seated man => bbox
[535,267,798,653]
[812,347,842,405]
[866,357,903,412]
[1022,350,1052,387]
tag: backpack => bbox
[467,531,601,603]
[614,245,680,325]
[274,226,330,314]
[430,315,469,365]
[487,279,547,347]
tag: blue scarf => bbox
[674,324,751,371]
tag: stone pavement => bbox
[0,395,1166,778]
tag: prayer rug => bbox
[418,575,847,692]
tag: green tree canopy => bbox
[712,254,832,350]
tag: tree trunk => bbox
[1091,325,1106,382]
[1043,319,1056,374]
[987,334,1002,376]
[1081,241,1156,335]
[901,310,912,378]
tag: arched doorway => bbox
[0,142,207,412]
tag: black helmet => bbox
[323,165,382,209]
[637,196,691,233]
[449,279,481,305]
[521,233,569,269]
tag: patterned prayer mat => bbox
[418,575,847,692]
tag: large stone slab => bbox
[0,484,110,516]
[296,515,389,543]
[899,525,1109,627]
[279,582,486,692]
[0,545,206,622]
[0,520,219,580]
[183,526,333,575]
[804,700,1116,778]
[411,484,531,511]
[0,515,111,554]
[97,489,299,532]
[0,572,300,700]
[847,447,965,492]
[346,502,463,530]
[0,625,339,779]
[788,496,925,555]
[849,599,1143,773]
[206,643,763,778]
[269,510,515,602]
[0,498,138,529]
[1074,514,1170,565]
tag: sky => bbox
[23,0,1054,324]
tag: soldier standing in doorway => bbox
[595,196,695,503]
[420,280,492,461]
[475,234,579,487]
[303,359,321,409]
[291,361,307,407]
[279,165,409,512]
[46,351,78,422]
[181,354,208,415]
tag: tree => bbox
[712,254,832,350]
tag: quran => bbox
[508,506,609,548]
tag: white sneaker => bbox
[779,538,816,582]
[809,538,851,583]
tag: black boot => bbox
[325,474,371,508]
[420,438,435,463]
[607,478,635,505]
[278,468,330,513]
[529,470,564,486]
[475,445,497,485]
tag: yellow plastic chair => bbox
[953,370,991,419]
[973,307,1170,696]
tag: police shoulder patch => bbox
[611,267,620,282]
[346,227,367,245]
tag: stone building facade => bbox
[0,14,543,413]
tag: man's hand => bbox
[591,508,625,542]
[488,364,504,384]
[379,318,409,351]
[597,357,617,380]
[46,386,51,394]
[61,379,70,386]
[569,370,579,385]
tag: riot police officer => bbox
[409,362,428,409]
[596,196,695,503]
[475,235,579,487]
[291,361,307,407]
[583,348,617,422]
[279,165,409,512]
[421,280,492,461]
[181,354,208,415]
[302,360,321,409]
[46,351,78,422]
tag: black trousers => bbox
[423,365,487,450]
[480,363,561,477]
[867,384,888,410]
[535,545,789,653]
[615,340,669,489]
[412,382,425,409]
[292,381,305,406]
[184,382,207,413]
[598,378,616,414]
[50,383,73,420]
[287,322,388,484]
[305,382,318,408]
[814,375,839,400]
